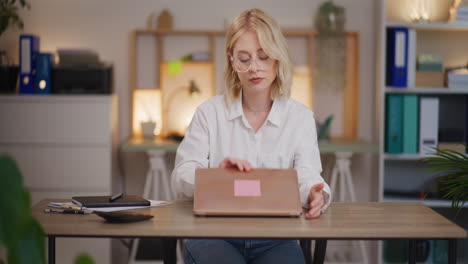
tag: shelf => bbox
[384,195,467,208]
[384,153,427,160]
[134,28,358,37]
[386,22,468,31]
[385,87,468,94]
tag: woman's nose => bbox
[249,59,262,72]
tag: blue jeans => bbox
[184,239,305,264]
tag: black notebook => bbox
[72,195,150,208]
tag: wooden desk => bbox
[120,138,378,263]
[33,200,466,264]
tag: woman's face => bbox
[231,30,277,95]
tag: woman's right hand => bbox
[219,158,252,172]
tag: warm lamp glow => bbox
[160,62,214,136]
[132,89,162,137]
[291,66,312,109]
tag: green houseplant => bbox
[422,148,468,214]
[0,155,96,264]
[0,155,45,264]
[0,0,30,93]
[0,0,30,36]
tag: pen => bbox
[109,192,123,202]
[44,208,92,214]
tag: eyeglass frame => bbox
[229,54,275,73]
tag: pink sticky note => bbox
[234,180,261,197]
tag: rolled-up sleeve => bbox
[171,109,210,199]
[294,111,332,212]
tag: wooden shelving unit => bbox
[129,28,359,139]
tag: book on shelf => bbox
[386,94,404,153]
[407,29,417,89]
[415,71,445,88]
[34,53,53,94]
[419,97,439,156]
[417,54,444,72]
[385,94,420,154]
[386,27,409,88]
[19,34,40,94]
[402,95,418,154]
[447,69,468,89]
[437,142,465,153]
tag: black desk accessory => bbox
[72,194,150,208]
[94,211,154,223]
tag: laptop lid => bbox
[194,168,302,216]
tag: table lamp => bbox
[160,61,214,137]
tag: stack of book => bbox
[447,69,468,89]
[455,4,468,23]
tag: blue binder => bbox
[19,34,40,94]
[34,53,53,94]
[386,28,408,88]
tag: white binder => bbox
[419,97,439,156]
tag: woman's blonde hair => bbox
[224,8,292,105]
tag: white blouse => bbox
[171,94,331,211]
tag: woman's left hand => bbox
[305,183,324,219]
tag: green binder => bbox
[386,94,403,154]
[403,95,419,154]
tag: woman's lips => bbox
[249,77,264,84]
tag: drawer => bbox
[1,146,112,190]
[0,95,116,144]
[56,238,111,264]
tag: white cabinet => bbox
[0,95,119,264]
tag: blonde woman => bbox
[172,8,331,264]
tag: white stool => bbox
[329,152,369,264]
[129,150,175,264]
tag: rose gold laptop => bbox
[194,168,302,216]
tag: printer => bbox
[52,49,113,94]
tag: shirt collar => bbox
[226,90,285,127]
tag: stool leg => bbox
[142,168,153,199]
[329,166,339,201]
[343,159,357,202]
[128,238,140,264]
[155,157,173,200]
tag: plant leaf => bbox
[7,219,45,264]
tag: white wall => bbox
[1,0,378,200]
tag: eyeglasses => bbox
[230,55,275,72]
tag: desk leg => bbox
[300,239,312,264]
[408,240,415,264]
[313,240,327,264]
[448,239,457,264]
[48,236,55,264]
[162,238,177,264]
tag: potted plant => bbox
[422,147,468,215]
[0,0,30,93]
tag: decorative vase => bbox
[141,121,156,140]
